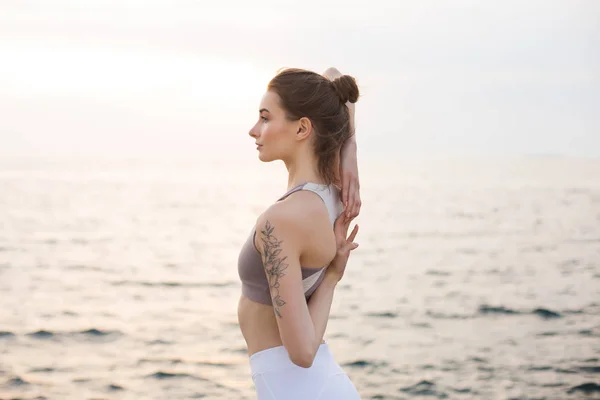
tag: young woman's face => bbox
[248,91,298,163]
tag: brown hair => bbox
[267,68,360,185]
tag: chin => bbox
[258,152,276,162]
[258,152,270,162]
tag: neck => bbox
[284,148,324,190]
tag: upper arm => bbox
[255,207,315,361]
[255,210,305,318]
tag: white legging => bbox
[250,344,361,400]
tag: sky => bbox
[0,0,598,158]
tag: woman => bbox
[237,67,362,399]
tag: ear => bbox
[296,117,312,141]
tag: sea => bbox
[0,154,599,400]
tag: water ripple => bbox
[111,280,237,288]
[399,380,448,399]
[146,371,206,380]
[567,382,600,395]
[24,328,123,342]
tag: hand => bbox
[326,214,359,283]
[340,141,361,220]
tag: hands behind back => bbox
[325,214,359,283]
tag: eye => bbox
[261,116,268,122]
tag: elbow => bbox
[289,348,315,369]
[323,67,342,80]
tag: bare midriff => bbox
[238,294,284,356]
[238,294,325,357]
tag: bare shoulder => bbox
[277,190,331,229]
[256,191,328,229]
[255,191,330,252]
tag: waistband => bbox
[250,343,343,377]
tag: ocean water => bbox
[0,155,599,400]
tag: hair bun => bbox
[331,75,360,104]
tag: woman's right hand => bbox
[326,214,359,283]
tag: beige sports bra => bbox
[237,182,343,305]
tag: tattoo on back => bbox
[259,220,288,318]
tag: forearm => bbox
[323,67,357,142]
[306,274,338,356]
[342,132,357,157]
[342,87,357,154]
[347,101,356,138]
[323,66,356,125]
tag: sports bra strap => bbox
[278,182,341,226]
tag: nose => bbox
[249,122,259,139]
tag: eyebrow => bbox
[259,108,270,113]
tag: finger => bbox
[346,179,355,218]
[347,224,359,243]
[352,182,360,219]
[335,213,351,238]
[342,171,349,209]
[334,213,343,228]
[351,181,360,218]
[342,242,359,253]
[353,197,362,219]
[338,219,350,240]
[335,212,350,227]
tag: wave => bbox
[78,328,120,336]
[479,305,561,318]
[28,367,56,373]
[527,365,553,371]
[412,322,432,328]
[468,357,488,363]
[537,331,558,337]
[579,366,600,373]
[5,376,30,386]
[532,308,561,318]
[399,380,450,399]
[25,328,123,341]
[567,382,600,395]
[107,383,125,391]
[426,311,472,319]
[146,371,206,380]
[26,330,55,339]
[111,280,237,288]
[425,305,566,321]
[146,339,175,345]
[365,311,398,318]
[579,329,600,337]
[64,264,109,272]
[555,368,578,374]
[426,270,451,276]
[342,359,388,369]
[478,305,519,315]
[224,347,247,354]
[196,361,234,368]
